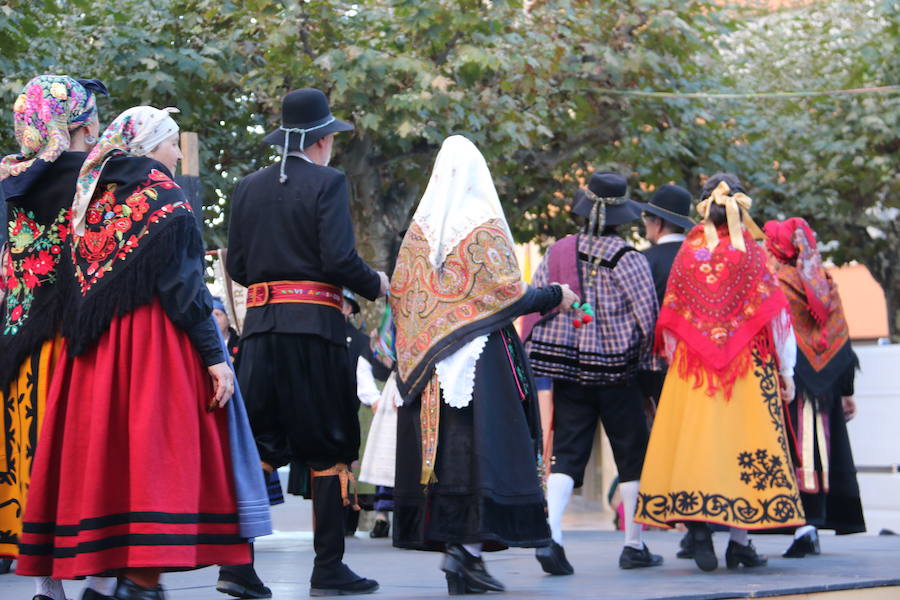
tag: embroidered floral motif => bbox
[3,207,68,334]
[0,76,96,181]
[738,448,790,491]
[72,169,186,295]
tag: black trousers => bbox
[550,379,649,486]
[238,332,360,471]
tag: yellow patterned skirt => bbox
[0,337,63,558]
[635,343,805,531]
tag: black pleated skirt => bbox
[393,331,551,552]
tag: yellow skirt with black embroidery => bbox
[635,342,805,531]
[0,337,63,558]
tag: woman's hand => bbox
[842,396,857,421]
[780,374,796,403]
[207,362,234,410]
[555,282,580,311]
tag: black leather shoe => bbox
[676,531,694,559]
[369,519,390,539]
[310,564,379,597]
[619,544,663,569]
[535,541,574,575]
[217,567,273,599]
[442,545,505,594]
[688,523,718,572]
[82,589,117,600]
[726,540,768,569]
[783,528,820,558]
[113,578,166,600]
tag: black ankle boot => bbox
[535,541,574,576]
[725,539,768,569]
[442,545,505,594]
[113,578,165,600]
[81,589,117,600]
[217,543,272,599]
[783,527,820,558]
[676,530,694,559]
[369,518,390,539]
[687,523,717,572]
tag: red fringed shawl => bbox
[656,224,788,398]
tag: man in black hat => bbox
[225,88,386,597]
[527,172,662,574]
[638,184,694,305]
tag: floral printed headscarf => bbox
[763,217,833,326]
[0,75,107,199]
[71,105,179,236]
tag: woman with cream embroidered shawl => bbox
[390,136,576,595]
[635,174,805,572]
[16,107,251,600]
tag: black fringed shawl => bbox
[0,152,86,389]
[63,155,201,356]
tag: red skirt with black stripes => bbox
[16,299,250,578]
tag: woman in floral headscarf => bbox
[635,173,805,572]
[16,107,252,600]
[0,74,118,600]
[763,217,864,556]
[390,136,577,595]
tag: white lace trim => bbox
[436,335,489,409]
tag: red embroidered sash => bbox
[246,280,342,310]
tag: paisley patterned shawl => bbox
[389,218,527,400]
[657,224,788,397]
[763,218,851,374]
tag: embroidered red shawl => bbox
[763,218,850,372]
[657,224,788,397]
[390,218,527,400]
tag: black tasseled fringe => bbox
[62,215,201,358]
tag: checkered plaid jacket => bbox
[526,234,658,386]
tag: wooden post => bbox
[175,131,203,231]
[180,131,200,177]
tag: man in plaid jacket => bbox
[527,173,661,574]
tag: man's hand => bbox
[378,271,390,297]
[842,396,857,421]
[780,374,796,403]
[554,282,580,311]
[207,362,234,410]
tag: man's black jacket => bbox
[227,156,380,345]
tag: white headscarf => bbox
[72,106,180,236]
[412,135,513,271]
[411,135,515,408]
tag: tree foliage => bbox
[1,0,897,334]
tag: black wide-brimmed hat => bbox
[637,184,695,230]
[263,88,354,150]
[572,172,642,226]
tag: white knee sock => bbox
[729,527,749,546]
[462,543,482,558]
[546,473,574,545]
[619,480,643,550]
[35,576,66,600]
[87,575,118,596]
[794,524,816,539]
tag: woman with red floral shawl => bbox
[763,217,864,557]
[635,174,805,572]
[16,107,250,600]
